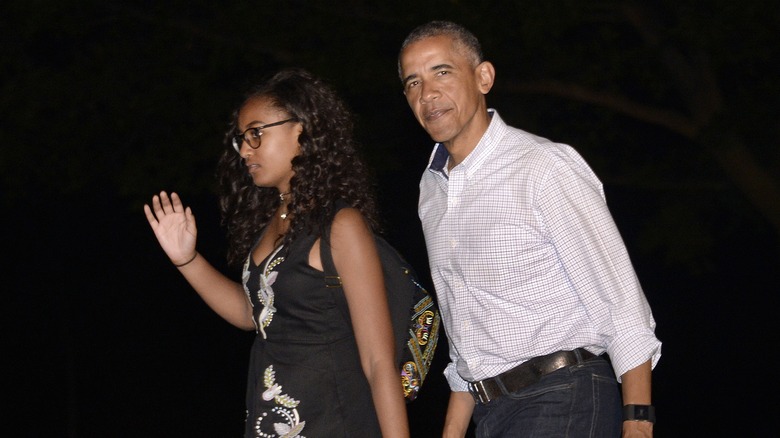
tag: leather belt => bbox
[467,348,597,404]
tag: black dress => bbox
[242,231,381,438]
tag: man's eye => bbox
[436,70,449,77]
[406,80,420,90]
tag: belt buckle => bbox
[468,380,491,404]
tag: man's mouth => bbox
[424,108,448,122]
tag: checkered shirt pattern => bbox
[418,110,661,392]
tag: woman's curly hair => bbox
[217,68,380,267]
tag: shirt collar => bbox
[426,109,507,178]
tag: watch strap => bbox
[623,404,656,424]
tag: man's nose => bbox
[419,81,439,104]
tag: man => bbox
[398,21,661,438]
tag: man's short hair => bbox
[398,20,483,80]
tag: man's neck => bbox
[442,109,492,170]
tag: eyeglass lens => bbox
[232,118,297,153]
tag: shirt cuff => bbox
[443,362,471,392]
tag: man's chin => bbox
[425,128,451,144]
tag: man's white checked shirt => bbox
[418,110,661,392]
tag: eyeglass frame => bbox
[231,117,299,153]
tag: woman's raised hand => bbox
[144,191,198,266]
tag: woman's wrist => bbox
[174,252,198,267]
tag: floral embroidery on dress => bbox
[253,365,306,438]
[243,246,285,339]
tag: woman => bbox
[144,68,409,437]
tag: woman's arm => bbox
[330,208,410,438]
[144,191,255,330]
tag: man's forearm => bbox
[442,391,475,438]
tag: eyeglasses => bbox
[231,118,298,153]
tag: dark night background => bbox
[3,1,779,437]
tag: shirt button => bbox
[450,239,458,248]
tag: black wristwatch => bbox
[623,404,656,424]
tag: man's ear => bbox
[476,61,495,94]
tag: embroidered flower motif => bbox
[274,421,306,438]
[242,257,252,298]
[256,270,278,339]
[242,249,284,339]
[263,366,300,408]
[255,365,306,438]
[263,383,282,401]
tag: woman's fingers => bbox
[143,203,158,227]
[159,191,174,213]
[150,193,164,217]
[146,191,188,226]
[170,192,184,212]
